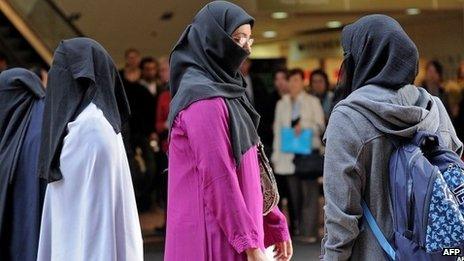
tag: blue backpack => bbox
[363,131,464,260]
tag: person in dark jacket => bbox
[422,60,450,113]
[240,58,273,149]
[309,69,334,123]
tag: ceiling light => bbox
[326,21,342,28]
[271,12,288,19]
[263,31,277,38]
[406,8,421,15]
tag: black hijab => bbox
[334,14,419,103]
[0,68,45,182]
[168,1,260,166]
[38,37,130,182]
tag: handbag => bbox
[293,151,324,180]
[257,141,280,215]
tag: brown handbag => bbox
[257,141,280,215]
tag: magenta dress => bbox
[165,97,290,260]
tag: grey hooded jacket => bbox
[321,84,463,261]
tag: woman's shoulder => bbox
[68,103,115,141]
[70,103,100,126]
[276,94,290,105]
[326,107,370,144]
[302,92,320,103]
[179,97,229,123]
[185,97,227,112]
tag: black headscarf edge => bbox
[167,1,260,166]
[332,14,419,107]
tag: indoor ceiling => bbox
[54,0,464,65]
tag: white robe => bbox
[37,103,143,261]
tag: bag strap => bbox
[361,200,396,260]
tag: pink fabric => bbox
[165,97,289,261]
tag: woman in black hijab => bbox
[0,68,46,261]
[37,38,143,261]
[322,15,462,260]
[166,1,291,261]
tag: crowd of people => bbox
[114,44,464,253]
[2,1,464,260]
[115,45,338,244]
[118,48,170,217]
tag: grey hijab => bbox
[168,1,260,165]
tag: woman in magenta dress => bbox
[165,1,291,261]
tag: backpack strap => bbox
[361,200,396,260]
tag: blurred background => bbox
[2,0,464,260]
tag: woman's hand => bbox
[246,248,268,261]
[273,240,293,261]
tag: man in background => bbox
[270,68,290,226]
[422,60,449,112]
[158,56,170,90]
[240,58,271,149]
[120,49,156,212]
[139,57,160,96]
[154,56,171,235]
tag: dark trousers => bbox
[275,174,291,232]
[154,151,168,210]
[287,175,320,237]
[275,174,289,203]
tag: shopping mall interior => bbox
[1,0,464,260]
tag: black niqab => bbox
[0,67,44,238]
[168,1,260,166]
[334,14,419,103]
[38,37,130,182]
[0,68,44,182]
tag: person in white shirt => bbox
[272,68,325,243]
[37,38,143,261]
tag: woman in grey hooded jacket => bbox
[321,15,463,260]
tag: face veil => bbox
[38,37,130,183]
[168,1,260,166]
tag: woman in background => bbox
[0,68,46,261]
[37,38,143,261]
[309,69,334,122]
[272,68,325,243]
[270,69,290,213]
[166,1,291,260]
